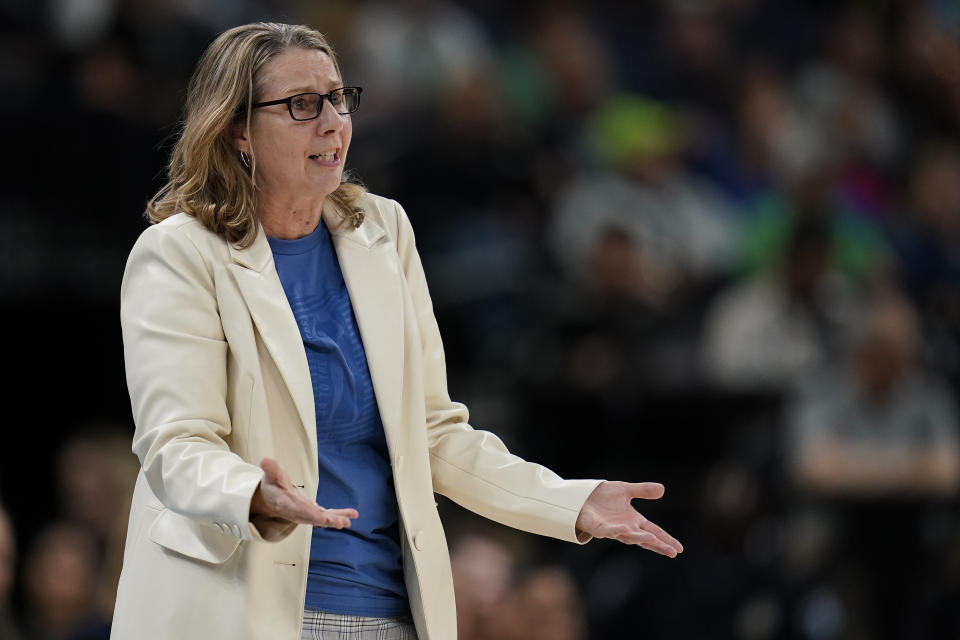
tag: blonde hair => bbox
[146,22,366,247]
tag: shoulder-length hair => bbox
[147,22,366,247]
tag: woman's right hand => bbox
[250,457,358,529]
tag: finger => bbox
[315,510,354,529]
[315,514,348,529]
[288,501,339,527]
[262,457,298,494]
[615,529,679,557]
[591,522,632,541]
[625,482,665,500]
[590,521,682,557]
[324,508,360,520]
[635,516,684,553]
[305,505,360,529]
[260,457,286,486]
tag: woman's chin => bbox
[309,172,344,196]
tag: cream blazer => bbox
[111,193,602,640]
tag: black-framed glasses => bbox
[251,87,363,121]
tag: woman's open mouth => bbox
[309,150,340,166]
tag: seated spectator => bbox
[22,522,101,640]
[785,289,960,496]
[793,6,902,172]
[549,94,737,311]
[700,213,860,391]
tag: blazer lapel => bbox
[323,205,406,449]
[227,231,317,443]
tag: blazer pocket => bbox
[148,508,242,565]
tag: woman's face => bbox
[239,47,352,208]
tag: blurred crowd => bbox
[3,0,960,638]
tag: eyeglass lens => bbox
[290,89,360,120]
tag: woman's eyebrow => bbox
[281,81,344,95]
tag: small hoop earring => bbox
[239,151,251,168]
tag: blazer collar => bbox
[227,201,388,271]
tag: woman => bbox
[112,22,682,640]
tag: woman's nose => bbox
[315,100,345,134]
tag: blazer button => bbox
[413,530,426,551]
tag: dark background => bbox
[2,0,960,638]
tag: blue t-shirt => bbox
[267,222,408,617]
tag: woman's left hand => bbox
[575,481,683,557]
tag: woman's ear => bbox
[231,120,250,154]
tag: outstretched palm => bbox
[576,481,683,557]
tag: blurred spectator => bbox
[549,94,736,310]
[501,566,586,640]
[498,4,616,138]
[692,60,811,206]
[701,212,860,390]
[890,141,960,389]
[891,2,960,138]
[785,289,960,497]
[383,61,540,230]
[347,0,495,124]
[778,287,960,639]
[793,6,902,172]
[450,534,516,640]
[0,504,21,640]
[656,0,739,117]
[56,430,137,551]
[525,94,739,409]
[55,429,137,636]
[22,523,101,640]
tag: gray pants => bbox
[301,609,419,640]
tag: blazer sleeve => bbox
[388,199,603,544]
[120,221,268,543]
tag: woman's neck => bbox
[257,194,326,240]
